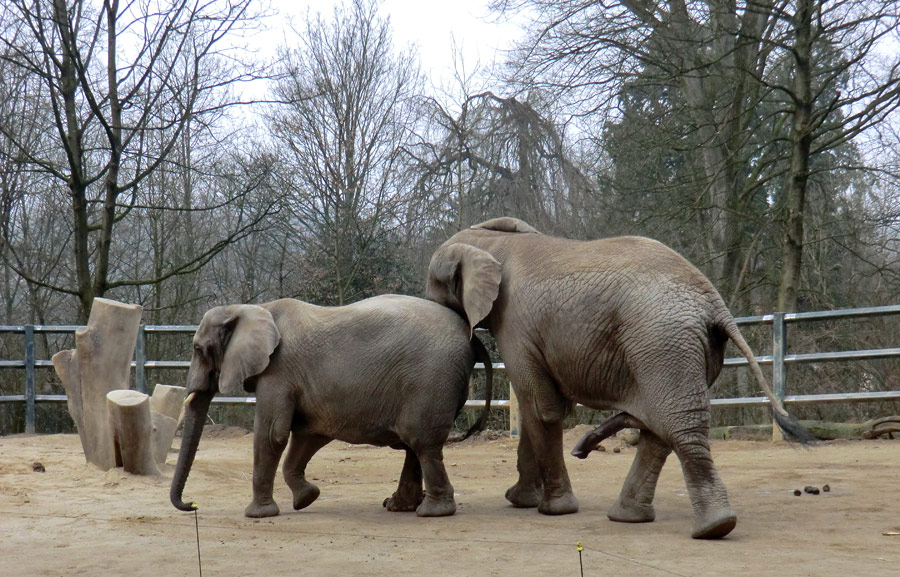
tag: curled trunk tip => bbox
[170,390,213,512]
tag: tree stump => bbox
[149,384,186,464]
[107,390,160,475]
[150,384,186,427]
[151,412,179,464]
[52,298,143,470]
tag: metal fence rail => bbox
[3,304,900,434]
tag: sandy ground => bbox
[1,427,898,577]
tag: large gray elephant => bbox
[425,217,812,539]
[170,295,492,518]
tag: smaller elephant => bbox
[170,295,493,518]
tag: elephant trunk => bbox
[170,389,214,512]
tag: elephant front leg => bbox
[244,414,290,518]
[283,433,331,511]
[503,363,578,515]
[531,417,579,515]
[383,447,424,512]
[509,393,578,515]
[608,429,671,523]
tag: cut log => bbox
[52,297,143,470]
[107,390,160,476]
[710,417,900,441]
[150,384,186,427]
[150,412,178,464]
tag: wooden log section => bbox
[150,384,186,427]
[150,412,178,464]
[52,298,143,470]
[107,390,160,476]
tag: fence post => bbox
[134,325,147,394]
[25,325,35,434]
[771,312,787,441]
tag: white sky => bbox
[265,0,523,87]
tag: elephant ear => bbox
[427,243,502,334]
[218,305,281,396]
[471,217,540,234]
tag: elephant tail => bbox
[721,318,817,445]
[451,334,494,443]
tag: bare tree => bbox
[0,0,273,322]
[268,0,422,305]
[408,87,594,238]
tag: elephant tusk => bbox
[183,391,197,407]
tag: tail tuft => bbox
[773,412,818,446]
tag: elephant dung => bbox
[617,428,641,446]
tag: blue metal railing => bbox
[3,304,900,433]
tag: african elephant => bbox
[169,295,493,519]
[425,217,812,539]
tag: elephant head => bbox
[170,304,281,512]
[426,242,502,334]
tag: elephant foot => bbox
[383,488,424,512]
[607,498,655,523]
[537,492,579,516]
[691,508,737,539]
[505,482,541,508]
[291,483,320,511]
[244,500,280,518]
[415,494,456,517]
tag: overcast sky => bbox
[264,0,523,87]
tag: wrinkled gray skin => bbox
[170,295,492,519]
[426,217,812,539]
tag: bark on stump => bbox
[107,390,160,475]
[52,298,143,470]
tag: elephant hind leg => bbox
[411,445,456,517]
[651,390,736,539]
[670,425,736,539]
[282,433,331,511]
[608,429,670,523]
[383,446,424,512]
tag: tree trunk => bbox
[52,0,93,323]
[711,417,900,441]
[777,0,814,314]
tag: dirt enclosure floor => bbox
[1,427,898,577]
